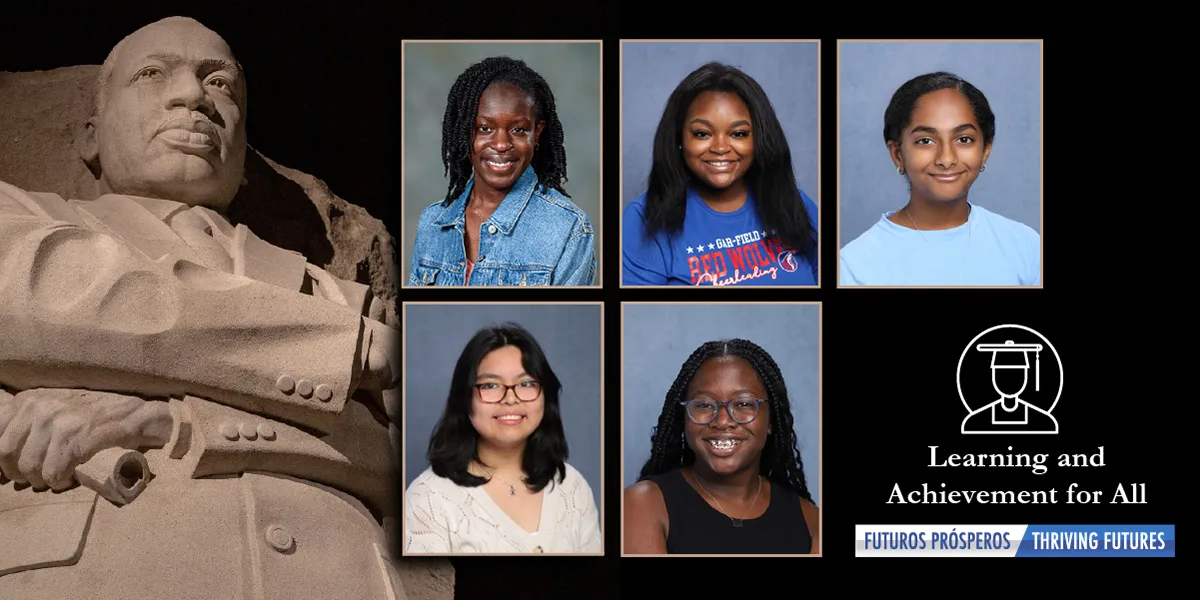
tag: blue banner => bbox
[1015,525,1174,557]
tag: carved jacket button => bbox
[266,525,294,553]
[276,375,296,394]
[238,422,258,440]
[315,384,332,402]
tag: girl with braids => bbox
[839,72,1040,286]
[408,56,597,286]
[622,62,818,286]
[623,339,819,555]
[404,323,601,553]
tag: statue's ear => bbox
[76,117,101,178]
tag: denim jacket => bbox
[408,166,597,286]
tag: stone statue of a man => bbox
[0,16,409,600]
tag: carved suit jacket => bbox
[0,180,401,599]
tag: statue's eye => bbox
[135,67,165,81]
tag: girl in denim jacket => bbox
[409,57,597,287]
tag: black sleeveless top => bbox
[645,468,813,554]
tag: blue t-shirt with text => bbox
[622,187,818,286]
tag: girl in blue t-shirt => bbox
[838,72,1040,287]
[622,62,819,287]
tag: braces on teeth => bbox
[709,439,740,450]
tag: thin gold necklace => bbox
[902,204,971,237]
[904,204,972,283]
[469,192,485,222]
[903,206,930,243]
[466,193,490,264]
[693,471,762,528]
[470,190,503,223]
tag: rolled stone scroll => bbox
[74,448,151,505]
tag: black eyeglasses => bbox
[475,381,542,403]
[680,398,764,425]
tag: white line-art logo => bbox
[957,324,1063,435]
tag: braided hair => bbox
[637,339,812,501]
[439,56,570,205]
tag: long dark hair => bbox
[641,62,815,259]
[427,323,568,491]
[637,338,811,501]
[439,56,570,204]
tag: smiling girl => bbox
[403,323,601,554]
[622,62,819,287]
[408,56,597,286]
[839,72,1040,286]
[623,339,819,555]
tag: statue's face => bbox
[96,19,247,210]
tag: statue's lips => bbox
[155,119,220,153]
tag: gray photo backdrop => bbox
[620,41,820,210]
[622,303,820,505]
[402,42,603,282]
[403,303,603,515]
[838,41,1042,246]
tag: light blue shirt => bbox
[408,166,597,286]
[839,204,1040,286]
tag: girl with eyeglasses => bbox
[403,323,601,554]
[623,339,819,554]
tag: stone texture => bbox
[0,30,446,596]
[394,558,457,600]
[0,65,398,325]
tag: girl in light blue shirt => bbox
[839,72,1040,287]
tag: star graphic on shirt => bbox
[708,243,715,250]
[696,241,705,250]
[686,246,694,254]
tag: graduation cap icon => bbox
[958,325,1062,435]
[976,340,1043,392]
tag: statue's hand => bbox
[0,389,172,491]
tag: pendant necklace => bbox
[488,469,519,497]
[694,472,762,528]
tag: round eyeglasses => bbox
[680,398,764,425]
[475,381,542,403]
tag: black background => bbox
[1,1,1178,596]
